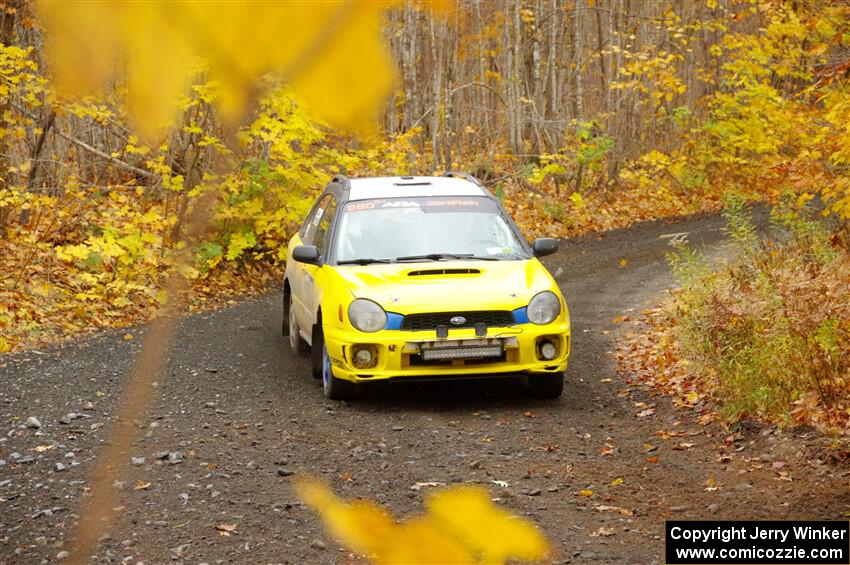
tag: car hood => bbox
[328,259,556,314]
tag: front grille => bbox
[401,311,514,331]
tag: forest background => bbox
[1,0,849,354]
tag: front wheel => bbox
[316,328,355,400]
[528,372,564,398]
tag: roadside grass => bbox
[619,197,850,434]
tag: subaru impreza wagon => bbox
[283,173,570,399]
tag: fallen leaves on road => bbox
[614,306,711,421]
[654,430,685,440]
[594,505,634,517]
[699,413,717,426]
[411,481,446,491]
[591,526,617,537]
[681,391,702,406]
[578,489,593,497]
[704,479,720,492]
[133,481,151,491]
[216,523,238,536]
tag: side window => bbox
[313,196,338,258]
[301,194,331,245]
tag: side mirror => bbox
[531,238,559,258]
[292,245,321,265]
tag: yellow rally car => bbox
[282,173,570,399]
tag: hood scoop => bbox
[407,268,482,276]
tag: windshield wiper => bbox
[395,252,473,262]
[336,258,395,265]
[395,252,501,262]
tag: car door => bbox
[290,193,331,340]
[301,194,338,338]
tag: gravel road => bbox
[2,213,848,564]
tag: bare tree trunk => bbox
[572,1,583,120]
[504,0,517,155]
[475,0,491,141]
[0,0,18,235]
[546,0,559,121]
[605,0,619,183]
[531,0,543,154]
[429,16,442,170]
[595,3,607,108]
[443,25,455,168]
[513,0,523,155]
[385,11,399,134]
[18,110,56,224]
[402,3,415,132]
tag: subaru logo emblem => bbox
[450,316,466,326]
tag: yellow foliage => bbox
[569,192,586,209]
[296,477,550,564]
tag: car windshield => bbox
[333,196,528,263]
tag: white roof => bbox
[346,176,486,201]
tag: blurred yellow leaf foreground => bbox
[296,478,550,564]
[35,1,396,140]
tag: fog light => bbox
[351,345,377,369]
[538,339,558,360]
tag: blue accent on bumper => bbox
[385,310,529,329]
[385,312,404,330]
[512,307,529,324]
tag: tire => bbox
[287,296,309,356]
[281,292,290,337]
[310,324,324,379]
[528,372,564,398]
[316,326,356,400]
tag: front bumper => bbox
[324,322,570,383]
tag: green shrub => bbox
[668,199,850,430]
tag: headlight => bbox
[348,299,387,332]
[527,291,560,325]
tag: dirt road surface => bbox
[2,213,848,564]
